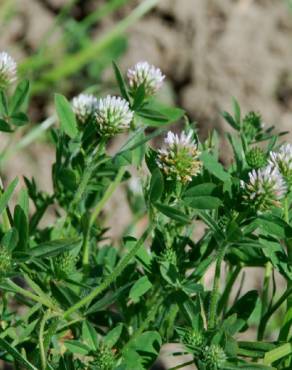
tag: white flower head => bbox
[157,130,202,183]
[269,144,292,182]
[95,95,133,137]
[72,93,98,124]
[241,165,287,212]
[127,61,165,96]
[0,52,17,89]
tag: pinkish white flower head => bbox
[72,93,98,124]
[157,130,202,183]
[241,165,287,212]
[95,95,134,137]
[269,144,292,187]
[127,61,165,96]
[0,52,17,89]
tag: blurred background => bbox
[1,0,292,369]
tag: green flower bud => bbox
[93,343,115,370]
[242,112,263,141]
[54,253,77,279]
[203,344,226,369]
[246,147,267,169]
[183,330,205,348]
[0,246,12,277]
[157,130,202,184]
[162,247,177,265]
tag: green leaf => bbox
[221,111,239,130]
[129,276,152,302]
[55,93,78,138]
[9,80,30,113]
[0,177,18,216]
[64,340,91,355]
[227,290,258,331]
[132,84,145,110]
[138,101,184,127]
[0,338,38,370]
[197,211,225,243]
[264,342,292,365]
[155,203,190,224]
[10,112,29,126]
[112,61,130,102]
[131,331,162,355]
[149,168,164,203]
[183,196,222,209]
[17,238,81,259]
[0,118,12,132]
[150,101,185,123]
[232,97,241,125]
[86,283,131,314]
[14,205,28,251]
[18,188,29,219]
[82,321,98,351]
[1,228,18,251]
[184,183,217,197]
[104,323,123,348]
[0,91,8,115]
[200,151,231,182]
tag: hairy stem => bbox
[39,311,51,370]
[6,279,57,311]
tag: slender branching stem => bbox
[39,311,52,370]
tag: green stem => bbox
[258,286,292,341]
[39,311,52,370]
[82,166,126,267]
[208,244,227,329]
[261,261,273,316]
[6,279,57,311]
[64,223,153,318]
[279,197,292,340]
